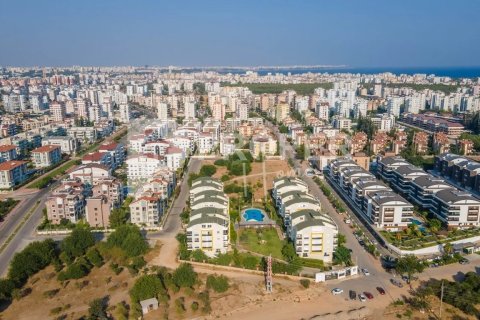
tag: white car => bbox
[362,268,370,276]
[358,293,367,302]
[331,288,343,295]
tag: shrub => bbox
[130,274,165,303]
[57,262,89,281]
[206,275,229,293]
[191,249,209,262]
[191,301,199,311]
[172,263,197,288]
[199,165,216,177]
[300,279,310,288]
[214,159,228,166]
[43,289,60,299]
[86,248,104,268]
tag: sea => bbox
[213,66,480,79]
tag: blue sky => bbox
[1,0,479,67]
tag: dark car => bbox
[349,290,357,300]
[364,291,374,299]
[459,258,469,265]
[376,287,386,295]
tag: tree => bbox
[443,242,454,255]
[172,263,197,288]
[333,246,352,266]
[88,297,109,320]
[0,279,15,301]
[109,208,129,228]
[61,226,95,261]
[281,243,297,262]
[130,274,164,303]
[199,165,217,177]
[395,255,425,283]
[86,248,104,267]
[107,225,148,257]
[428,218,442,233]
[206,275,229,293]
[8,239,57,286]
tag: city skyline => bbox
[1,0,480,67]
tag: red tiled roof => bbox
[83,152,107,162]
[99,142,118,151]
[0,145,16,152]
[31,145,61,153]
[0,160,27,171]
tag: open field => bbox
[206,158,292,201]
[238,228,285,259]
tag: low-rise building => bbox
[0,160,28,189]
[42,136,78,155]
[31,145,62,168]
[0,145,17,163]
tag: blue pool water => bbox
[410,218,426,232]
[243,208,265,222]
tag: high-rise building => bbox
[50,101,66,122]
[157,102,168,120]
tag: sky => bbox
[1,0,479,67]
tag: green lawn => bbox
[239,228,285,259]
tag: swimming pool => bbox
[243,208,265,222]
[410,218,426,232]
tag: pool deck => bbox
[239,208,276,227]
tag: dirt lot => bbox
[206,159,293,202]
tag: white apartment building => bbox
[126,154,164,180]
[42,136,78,155]
[288,209,338,262]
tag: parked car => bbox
[390,278,403,288]
[459,258,470,265]
[376,287,386,295]
[362,268,370,276]
[349,290,357,300]
[331,288,343,295]
[358,293,367,302]
[364,292,374,299]
[358,240,365,246]
[344,218,351,224]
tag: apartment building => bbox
[288,209,338,262]
[42,136,78,155]
[126,154,164,180]
[69,163,111,184]
[328,157,413,230]
[0,145,18,163]
[250,134,277,158]
[85,196,112,228]
[46,185,85,224]
[435,153,480,194]
[31,145,62,168]
[98,142,125,169]
[0,160,28,189]
[186,178,230,257]
[129,195,166,227]
[378,155,480,228]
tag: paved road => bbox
[0,126,128,277]
[0,187,54,276]
[149,157,202,269]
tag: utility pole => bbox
[439,280,444,319]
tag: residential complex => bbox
[328,157,413,231]
[377,156,480,228]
